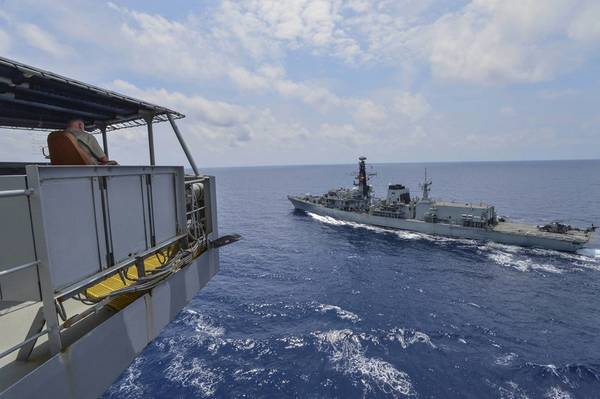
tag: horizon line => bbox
[200,157,600,170]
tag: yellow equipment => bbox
[84,245,179,310]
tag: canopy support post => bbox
[143,113,156,166]
[167,114,200,176]
[99,124,109,158]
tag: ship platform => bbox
[493,222,590,245]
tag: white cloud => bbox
[275,77,342,108]
[499,106,515,116]
[568,1,600,42]
[422,1,561,83]
[106,3,229,81]
[0,29,10,53]
[537,88,579,100]
[0,0,598,165]
[228,66,270,91]
[7,0,600,87]
[109,80,311,152]
[216,0,363,63]
[391,93,430,122]
[353,99,387,124]
[216,0,598,85]
[319,123,370,146]
[417,0,600,84]
[226,64,344,110]
[111,80,254,146]
[17,23,70,57]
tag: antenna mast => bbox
[421,168,432,200]
[357,157,369,198]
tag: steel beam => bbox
[100,125,109,158]
[0,95,110,120]
[25,165,63,355]
[0,189,32,198]
[167,113,200,176]
[0,260,39,277]
[144,114,156,166]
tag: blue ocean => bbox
[103,160,600,399]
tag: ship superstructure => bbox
[0,56,238,398]
[289,157,594,252]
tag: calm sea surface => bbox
[104,160,600,399]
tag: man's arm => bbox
[84,134,118,165]
[98,156,118,165]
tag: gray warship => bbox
[288,157,595,253]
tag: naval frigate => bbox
[288,157,595,253]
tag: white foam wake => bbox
[308,212,477,245]
[494,352,518,366]
[146,310,230,397]
[484,249,564,274]
[308,212,600,272]
[279,336,306,349]
[104,357,145,398]
[545,386,572,399]
[164,353,222,397]
[316,303,361,323]
[308,213,394,235]
[497,381,529,399]
[314,329,415,397]
[383,327,437,349]
[309,212,600,274]
[577,247,600,259]
[189,310,225,339]
[481,242,600,274]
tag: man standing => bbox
[65,118,118,165]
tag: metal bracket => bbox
[209,234,242,249]
[16,307,45,361]
[141,111,156,166]
[134,256,145,278]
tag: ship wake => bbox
[308,213,473,244]
[307,213,600,274]
[313,329,416,397]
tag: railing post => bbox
[97,122,109,158]
[135,256,145,278]
[167,114,200,176]
[25,165,62,355]
[143,113,156,166]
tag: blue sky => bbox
[0,0,599,167]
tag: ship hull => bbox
[0,249,219,399]
[289,196,587,253]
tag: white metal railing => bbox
[0,328,50,360]
[0,189,32,198]
[56,233,187,300]
[0,166,215,361]
[0,261,39,277]
[185,177,210,247]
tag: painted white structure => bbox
[0,166,221,399]
[0,56,233,399]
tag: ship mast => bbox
[421,168,432,201]
[357,156,369,199]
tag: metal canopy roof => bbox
[0,56,184,133]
